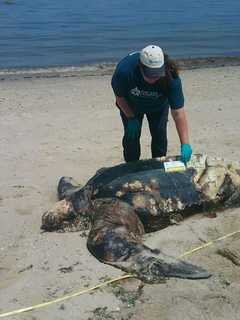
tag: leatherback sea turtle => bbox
[41,154,240,283]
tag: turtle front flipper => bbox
[127,251,211,282]
[58,176,82,200]
[100,246,211,283]
[87,198,211,283]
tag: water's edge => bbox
[1,56,240,81]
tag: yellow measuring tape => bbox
[179,230,240,258]
[0,274,134,318]
[0,230,239,318]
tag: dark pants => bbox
[120,108,169,162]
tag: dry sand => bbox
[0,65,240,320]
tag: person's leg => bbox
[120,111,144,162]
[146,107,169,158]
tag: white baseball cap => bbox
[140,45,165,78]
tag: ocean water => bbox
[0,0,239,69]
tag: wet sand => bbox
[0,64,240,319]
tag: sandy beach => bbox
[0,65,240,320]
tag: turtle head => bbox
[71,185,93,214]
[57,176,93,214]
[41,199,76,231]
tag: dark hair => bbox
[158,53,180,95]
[164,54,179,79]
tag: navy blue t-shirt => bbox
[111,52,184,114]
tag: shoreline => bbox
[1,56,240,81]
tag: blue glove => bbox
[181,144,192,163]
[126,118,141,140]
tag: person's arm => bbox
[115,96,135,119]
[111,70,134,118]
[111,69,141,139]
[115,95,141,140]
[171,107,190,144]
[171,107,192,163]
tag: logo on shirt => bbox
[130,86,163,99]
[130,87,141,96]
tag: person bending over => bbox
[111,44,192,163]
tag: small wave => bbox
[0,63,117,80]
[0,57,240,81]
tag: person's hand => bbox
[126,118,141,140]
[181,144,192,163]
